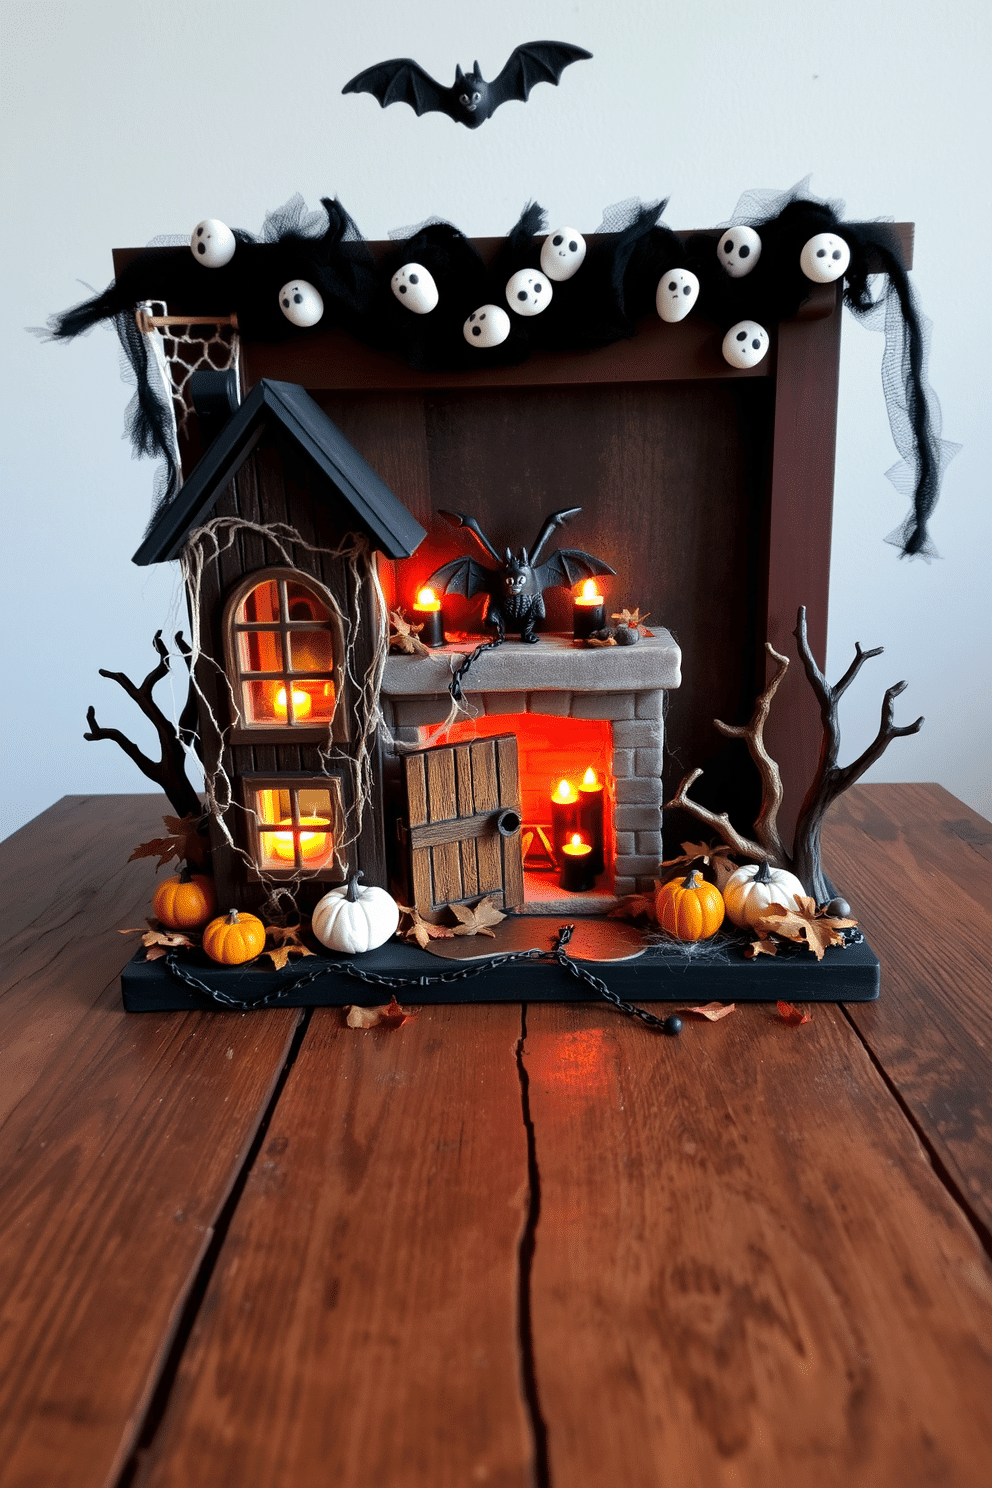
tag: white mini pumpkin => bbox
[723,859,807,928]
[312,873,400,955]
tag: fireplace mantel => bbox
[382,630,681,700]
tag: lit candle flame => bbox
[570,833,583,848]
[274,686,312,721]
[575,578,603,605]
[582,767,598,787]
[554,778,577,802]
[271,816,331,862]
[415,587,440,611]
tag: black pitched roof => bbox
[133,379,426,565]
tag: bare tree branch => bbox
[792,607,924,900]
[714,642,789,863]
[664,768,771,864]
[84,631,202,819]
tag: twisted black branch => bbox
[792,606,923,898]
[84,631,203,818]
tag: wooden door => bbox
[402,735,525,919]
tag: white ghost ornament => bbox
[278,280,324,328]
[800,233,851,284]
[190,219,236,269]
[655,268,700,324]
[391,263,439,314]
[722,320,770,369]
[463,304,511,348]
[540,229,586,282]
[506,269,553,317]
[717,226,762,278]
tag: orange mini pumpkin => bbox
[152,867,217,930]
[655,869,725,942]
[202,908,266,965]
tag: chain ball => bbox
[824,896,852,918]
[663,1014,683,1036]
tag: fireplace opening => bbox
[428,713,616,911]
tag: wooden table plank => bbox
[822,784,992,1236]
[0,796,302,1488]
[524,1000,992,1488]
[131,1005,535,1488]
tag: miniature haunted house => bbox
[67,197,943,1011]
[131,376,426,916]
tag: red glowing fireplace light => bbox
[436,713,614,888]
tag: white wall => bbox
[2,0,989,837]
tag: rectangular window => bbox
[242,774,347,880]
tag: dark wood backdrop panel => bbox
[312,381,772,842]
[114,225,914,856]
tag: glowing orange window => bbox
[225,570,342,731]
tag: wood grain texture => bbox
[0,796,301,1488]
[822,783,992,1235]
[524,998,992,1487]
[132,1005,535,1488]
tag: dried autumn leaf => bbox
[611,607,651,629]
[388,610,430,656]
[586,635,617,648]
[673,1002,736,1021]
[396,904,456,951]
[777,1000,812,1025]
[754,895,856,961]
[345,995,418,1029]
[129,812,209,869]
[744,936,778,959]
[662,840,735,871]
[607,891,658,922]
[450,895,507,938]
[132,925,195,961]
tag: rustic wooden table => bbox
[2,784,990,1487]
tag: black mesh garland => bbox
[44,189,953,557]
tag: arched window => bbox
[223,569,345,736]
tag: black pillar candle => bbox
[573,594,606,640]
[578,770,605,875]
[559,837,595,892]
[550,780,582,865]
[412,589,445,647]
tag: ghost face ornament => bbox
[722,320,770,369]
[655,268,700,324]
[505,269,553,316]
[717,226,762,278]
[463,304,511,348]
[278,280,324,329]
[540,229,586,282]
[190,219,236,269]
[800,233,851,284]
[391,263,439,315]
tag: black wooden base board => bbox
[121,934,880,1012]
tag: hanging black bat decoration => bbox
[426,508,614,643]
[342,42,592,129]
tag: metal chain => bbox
[547,925,681,1031]
[448,620,504,703]
[161,924,677,1030]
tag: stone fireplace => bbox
[381,630,681,912]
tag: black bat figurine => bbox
[342,41,592,129]
[426,508,614,643]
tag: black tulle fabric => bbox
[45,190,952,557]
